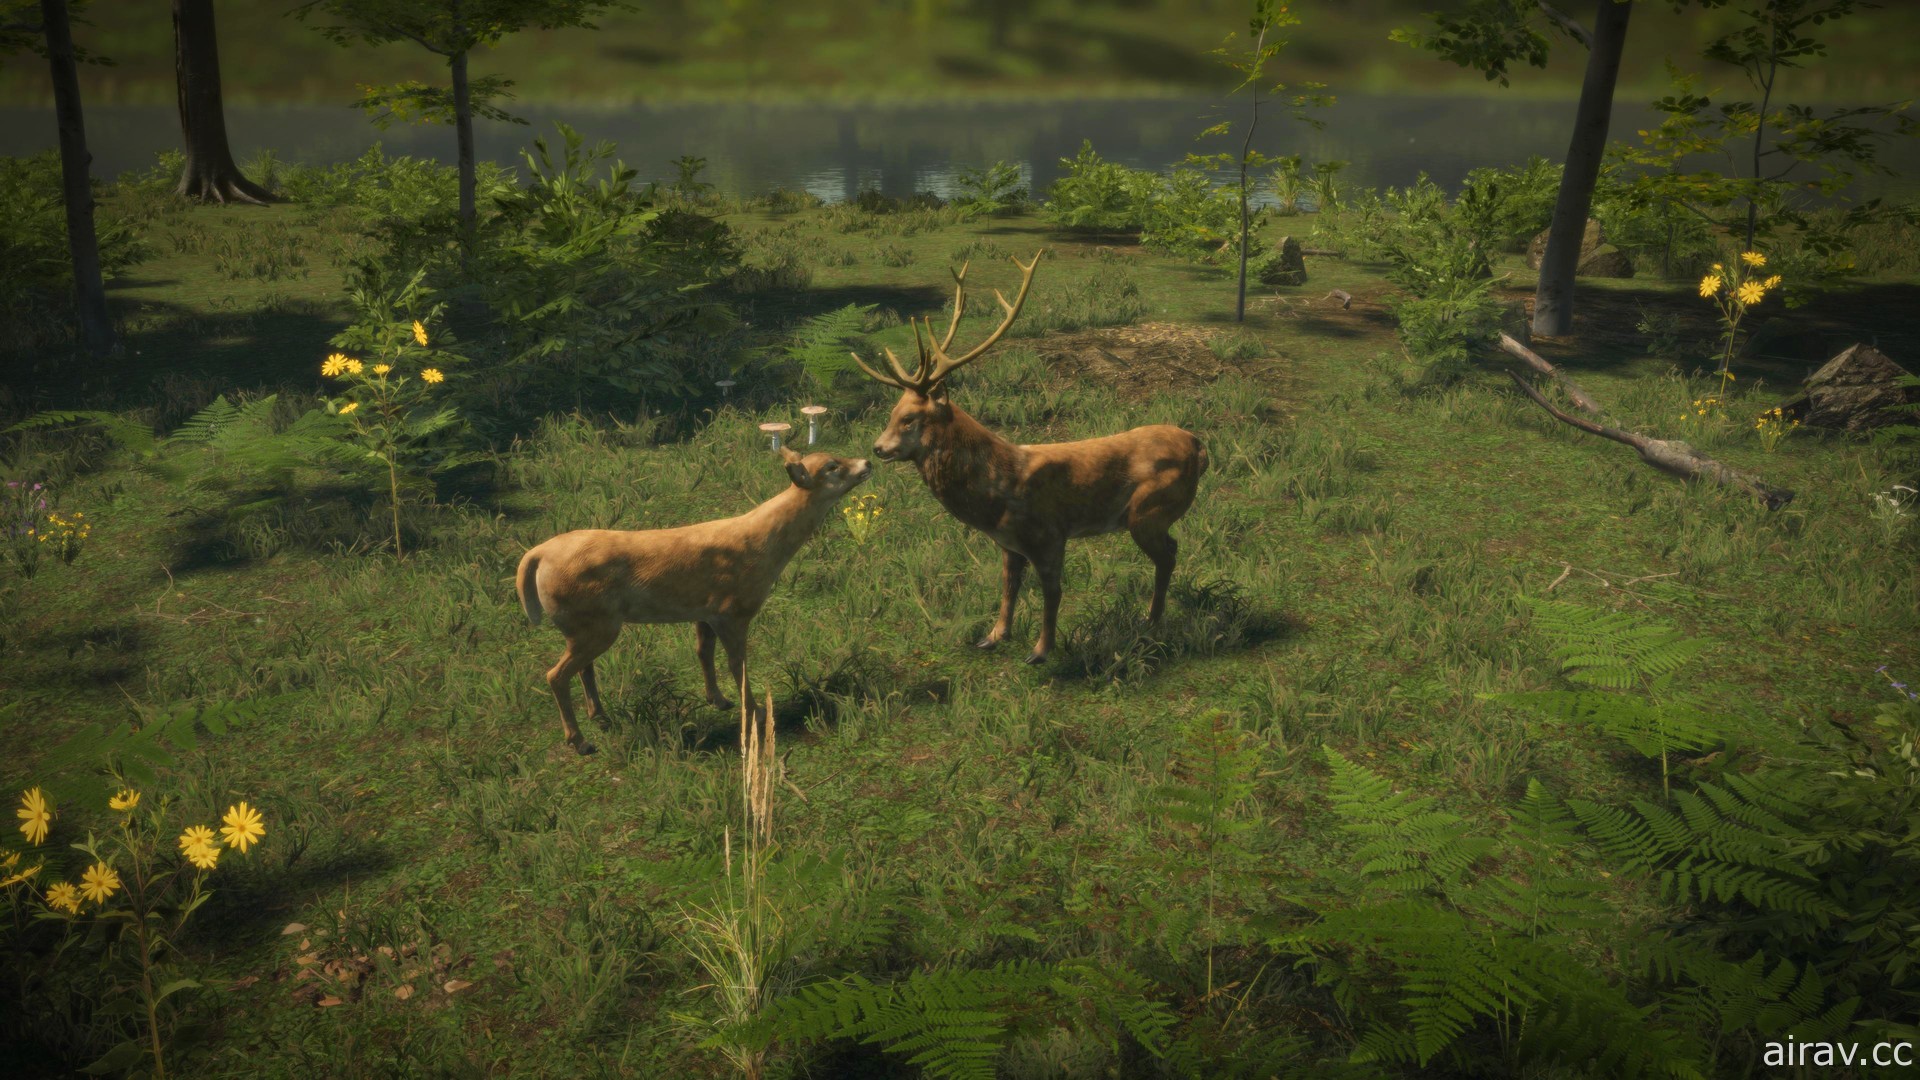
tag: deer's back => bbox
[527,525,767,625]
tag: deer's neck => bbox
[745,485,836,569]
[917,405,1023,531]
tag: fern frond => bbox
[6,409,159,457]
[37,694,301,807]
[1517,596,1714,690]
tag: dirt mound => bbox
[1035,322,1272,397]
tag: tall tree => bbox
[1,0,116,357]
[293,0,629,251]
[172,0,274,204]
[1394,0,1633,338]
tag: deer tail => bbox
[516,548,544,627]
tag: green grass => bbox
[3,189,1919,1075]
[5,0,1917,106]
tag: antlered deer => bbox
[854,252,1207,664]
[516,448,870,754]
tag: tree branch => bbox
[1499,332,1604,416]
[1506,371,1795,509]
[1535,1,1591,48]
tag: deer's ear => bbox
[781,449,815,489]
[927,383,949,402]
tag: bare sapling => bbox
[855,253,1209,663]
[516,447,871,754]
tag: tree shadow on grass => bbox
[6,294,346,414]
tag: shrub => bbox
[952,160,1029,216]
[1042,140,1158,232]
[0,152,147,348]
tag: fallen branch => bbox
[1323,289,1352,309]
[1507,371,1795,510]
[1499,332,1604,416]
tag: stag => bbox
[516,448,870,754]
[854,252,1208,663]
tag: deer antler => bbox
[850,251,1042,395]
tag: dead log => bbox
[1507,371,1795,510]
[1324,289,1352,309]
[1499,332,1604,416]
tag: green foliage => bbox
[25,696,298,811]
[952,161,1028,216]
[1389,0,1572,87]
[0,152,146,346]
[1140,166,1244,259]
[783,303,877,390]
[1042,141,1159,232]
[271,144,516,221]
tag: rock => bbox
[1261,235,1308,287]
[1778,344,1918,433]
[1500,300,1532,346]
[1576,244,1635,278]
[1526,219,1604,271]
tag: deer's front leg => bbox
[696,621,731,709]
[977,547,1028,649]
[1027,545,1066,665]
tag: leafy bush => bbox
[271,143,515,223]
[1460,155,1559,251]
[952,160,1029,216]
[1140,166,1242,260]
[1042,140,1159,232]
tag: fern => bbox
[1492,597,1732,796]
[762,958,1173,1079]
[33,694,301,809]
[784,303,876,389]
[5,409,160,459]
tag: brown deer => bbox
[854,252,1207,664]
[516,447,871,754]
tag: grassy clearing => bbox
[3,189,1919,1075]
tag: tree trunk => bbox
[171,0,273,204]
[41,0,116,358]
[1530,0,1632,338]
[450,46,477,248]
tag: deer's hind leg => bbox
[546,620,620,755]
[696,621,731,710]
[1130,525,1178,624]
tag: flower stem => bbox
[388,456,403,559]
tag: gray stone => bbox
[1577,244,1636,278]
[1779,344,1918,433]
[1261,235,1308,287]
[1526,219,1604,271]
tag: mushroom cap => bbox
[800,405,829,416]
[758,422,792,433]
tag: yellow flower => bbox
[1736,281,1766,306]
[1741,251,1766,267]
[1711,262,1724,272]
[1765,274,1782,289]
[221,801,265,854]
[373,364,392,376]
[0,862,40,888]
[179,825,217,853]
[1699,274,1722,298]
[108,789,140,812]
[321,354,350,377]
[1,852,16,869]
[412,320,429,347]
[45,881,81,914]
[16,788,51,846]
[184,842,220,871]
[79,862,120,905]
[420,368,445,385]
[339,401,360,416]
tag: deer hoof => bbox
[974,636,1002,650]
[1023,651,1047,666]
[709,696,734,711]
[573,740,598,756]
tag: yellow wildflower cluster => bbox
[1754,406,1801,453]
[9,788,266,915]
[1680,395,1727,423]
[842,493,884,547]
[320,353,446,391]
[38,510,91,566]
